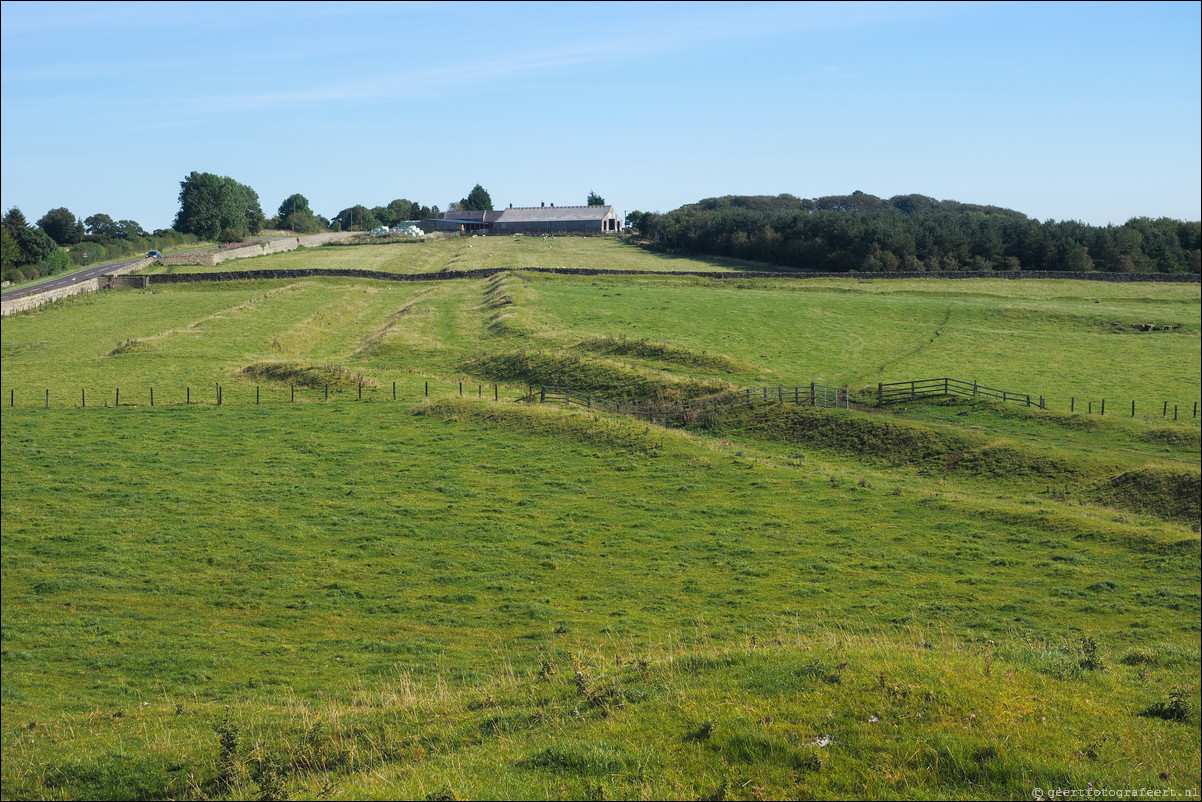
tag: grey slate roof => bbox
[443,210,504,223]
[494,205,614,223]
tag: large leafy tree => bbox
[13,226,58,265]
[85,213,121,237]
[116,219,148,239]
[277,193,312,219]
[2,207,57,266]
[587,191,606,207]
[1,227,20,271]
[37,208,84,245]
[174,171,265,242]
[277,194,321,233]
[459,184,493,212]
[334,205,379,232]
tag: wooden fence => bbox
[522,383,849,426]
[877,377,1045,409]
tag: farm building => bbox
[420,210,501,233]
[422,203,621,235]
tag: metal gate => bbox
[812,383,848,409]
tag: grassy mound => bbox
[572,335,754,374]
[1142,427,1202,450]
[1094,468,1202,529]
[700,404,979,470]
[697,405,1120,482]
[462,350,730,403]
[238,362,374,390]
[105,338,153,357]
[415,398,665,455]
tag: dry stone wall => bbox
[1,278,101,315]
[1,258,154,315]
[155,232,360,267]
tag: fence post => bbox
[291,384,295,403]
[1088,401,1092,414]
[359,383,362,401]
[1070,397,1074,412]
[116,387,120,407]
[540,387,545,403]
[1101,398,1104,416]
[9,389,12,407]
[844,387,850,409]
[218,384,222,406]
[82,388,86,408]
[187,387,190,404]
[45,389,49,409]
[257,386,260,405]
[944,378,949,396]
[1163,401,1167,417]
[1174,405,1178,421]
[394,382,397,401]
[151,388,154,407]
[325,384,329,401]
[811,382,817,406]
[478,385,482,398]
[1039,396,1045,410]
[494,384,498,402]
[973,380,978,397]
[1026,394,1031,407]
[1194,402,1198,418]
[877,383,882,404]
[425,381,428,398]
[1131,400,1135,417]
[459,381,463,397]
[910,380,915,399]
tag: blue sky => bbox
[2,1,1199,231]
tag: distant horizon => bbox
[3,1,1199,231]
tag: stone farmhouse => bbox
[422,203,621,235]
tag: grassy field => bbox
[3,270,1198,414]
[142,235,757,276]
[2,238,1199,800]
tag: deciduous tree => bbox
[37,208,83,245]
[1,227,20,271]
[85,213,121,237]
[174,171,265,242]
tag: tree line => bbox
[5,176,615,284]
[2,207,205,285]
[627,192,1200,274]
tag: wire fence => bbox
[3,379,515,409]
[4,376,1197,423]
[877,377,1198,420]
[520,383,849,426]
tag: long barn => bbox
[425,203,621,234]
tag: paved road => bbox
[0,257,145,303]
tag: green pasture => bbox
[3,269,1198,418]
[2,239,1199,799]
[2,402,1199,799]
[142,235,753,275]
